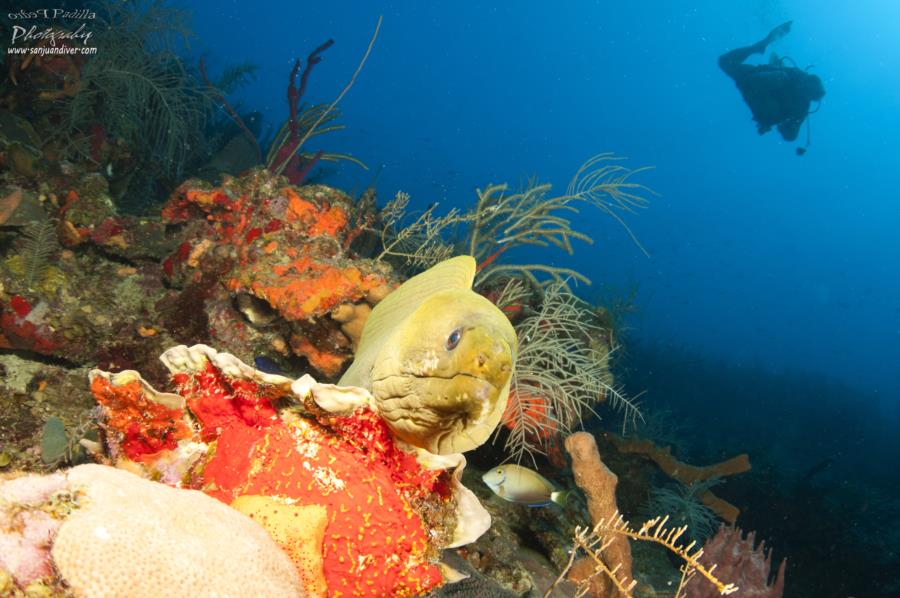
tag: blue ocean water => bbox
[186,0,899,404]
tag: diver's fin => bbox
[764,20,792,46]
[338,256,477,387]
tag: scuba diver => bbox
[719,21,825,154]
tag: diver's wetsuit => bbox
[719,22,824,142]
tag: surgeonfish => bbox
[339,255,517,455]
[482,464,568,507]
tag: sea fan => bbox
[467,154,654,288]
[371,154,653,285]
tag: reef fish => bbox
[253,356,285,376]
[482,464,567,507]
[339,255,517,454]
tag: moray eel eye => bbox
[446,328,462,350]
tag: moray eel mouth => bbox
[372,366,510,454]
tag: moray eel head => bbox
[370,289,515,454]
[339,256,517,455]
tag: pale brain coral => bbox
[0,464,303,597]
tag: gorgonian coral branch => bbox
[375,191,466,270]
[268,17,380,178]
[198,57,261,162]
[550,512,739,598]
[500,281,642,461]
[600,513,739,596]
[467,154,653,287]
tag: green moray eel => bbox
[339,255,517,454]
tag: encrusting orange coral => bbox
[158,171,394,379]
[289,333,350,378]
[90,373,191,462]
[253,256,384,322]
[87,345,486,597]
[283,186,349,236]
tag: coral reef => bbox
[0,464,302,596]
[0,19,794,592]
[0,167,402,471]
[1,217,175,370]
[458,431,749,598]
[160,170,397,377]
[545,432,740,598]
[0,3,229,211]
[86,344,491,596]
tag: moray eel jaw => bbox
[371,310,515,454]
[373,371,504,454]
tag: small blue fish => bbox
[254,356,285,376]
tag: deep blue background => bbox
[183,1,899,406]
